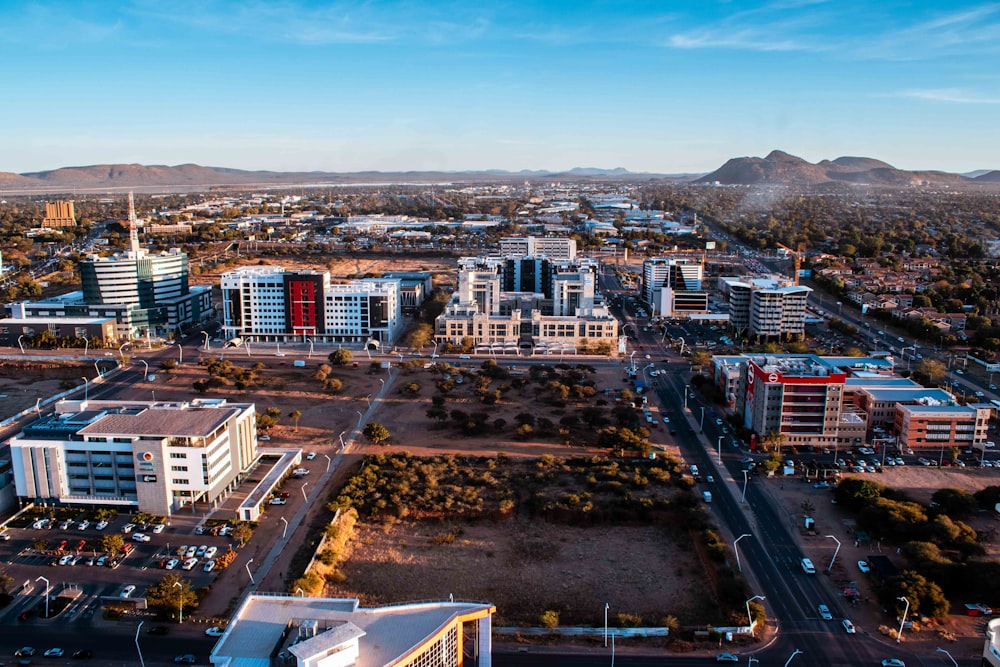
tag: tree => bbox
[231,522,253,546]
[289,410,302,433]
[0,569,13,596]
[885,570,950,620]
[409,323,434,350]
[363,422,390,445]
[101,534,125,556]
[917,359,946,384]
[328,349,353,366]
[145,574,199,621]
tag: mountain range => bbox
[697,150,1000,186]
[0,153,998,193]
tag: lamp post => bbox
[717,435,723,464]
[201,331,210,350]
[81,376,89,402]
[135,620,146,667]
[119,341,129,360]
[246,557,255,584]
[307,338,314,359]
[604,602,609,647]
[784,649,802,667]
[296,587,305,597]
[826,535,841,572]
[700,406,705,433]
[365,394,371,409]
[629,351,636,373]
[356,411,364,429]
[683,384,689,410]
[338,431,346,448]
[746,595,765,636]
[323,453,331,472]
[379,378,384,392]
[82,335,88,356]
[896,596,910,643]
[140,359,148,381]
[17,334,25,354]
[734,534,751,573]
[94,360,101,377]
[172,580,183,623]
[35,576,49,618]
[301,482,309,503]
[431,340,439,358]
[177,343,183,365]
[279,516,288,539]
[936,647,958,667]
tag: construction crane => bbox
[775,242,805,285]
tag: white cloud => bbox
[897,88,1000,104]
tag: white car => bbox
[77,520,90,530]
[268,497,287,505]
[203,560,216,572]
[58,554,73,565]
[181,558,198,570]
[205,626,225,637]
[132,533,151,542]
[204,546,218,559]
[858,560,871,573]
[152,524,166,534]
[196,545,208,557]
[306,452,317,460]
[0,532,10,541]
[122,523,135,534]
[120,584,136,598]
[165,559,180,570]
[842,619,856,634]
[185,546,197,558]
[95,520,109,530]
[818,604,833,620]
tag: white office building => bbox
[720,276,812,340]
[8,399,258,516]
[499,236,577,261]
[221,266,401,345]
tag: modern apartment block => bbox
[220,266,401,345]
[895,403,991,453]
[641,256,703,298]
[436,253,617,351]
[213,595,495,667]
[719,276,811,340]
[499,236,576,261]
[8,398,258,516]
[8,194,212,340]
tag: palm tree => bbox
[289,410,302,433]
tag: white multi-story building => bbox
[8,399,258,516]
[641,257,707,318]
[436,253,617,351]
[499,236,577,261]
[221,266,401,345]
[719,276,811,340]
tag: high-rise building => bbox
[641,257,707,317]
[499,236,576,261]
[720,276,811,340]
[9,193,212,340]
[220,266,401,345]
[42,201,76,228]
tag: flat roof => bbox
[863,388,956,403]
[0,316,115,325]
[899,404,976,416]
[215,596,493,667]
[79,405,239,438]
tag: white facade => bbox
[642,257,704,304]
[499,236,577,261]
[8,399,258,516]
[720,276,812,339]
[221,266,401,345]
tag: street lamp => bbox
[741,469,750,503]
[604,602,609,647]
[700,406,705,432]
[746,595,765,636]
[140,359,148,381]
[178,342,183,365]
[81,376,89,402]
[734,534,751,573]
[784,649,802,667]
[301,482,309,503]
[379,378,384,392]
[172,580,183,623]
[279,516,288,539]
[246,557,255,584]
[338,431,346,448]
[323,453,331,472]
[896,596,910,643]
[82,335,88,356]
[936,647,958,667]
[717,435,723,464]
[356,410,364,429]
[201,330,210,350]
[683,384,689,410]
[35,576,49,618]
[119,341,130,360]
[17,334,25,354]
[365,394,372,409]
[307,338,314,359]
[296,587,305,597]
[825,535,841,572]
[135,620,146,667]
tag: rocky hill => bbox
[698,150,980,186]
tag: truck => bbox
[702,491,712,503]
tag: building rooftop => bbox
[78,405,240,438]
[863,388,956,403]
[898,403,976,416]
[214,595,494,667]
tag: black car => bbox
[174,656,196,665]
[72,650,93,660]
[147,626,170,635]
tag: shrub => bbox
[539,610,560,629]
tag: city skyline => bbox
[4,0,1000,174]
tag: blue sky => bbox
[2,1,999,174]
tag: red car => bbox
[279,491,291,498]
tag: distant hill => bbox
[698,150,984,187]
[974,171,1000,183]
[0,163,679,194]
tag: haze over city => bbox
[4,0,1000,175]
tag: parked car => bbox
[306,452,317,460]
[185,546,197,558]
[14,648,36,657]
[205,627,225,637]
[71,649,93,660]
[842,619,856,634]
[165,559,180,570]
[818,604,832,620]
[43,649,64,658]
[204,546,218,559]
[122,523,135,534]
[152,524,166,534]
[858,560,871,573]
[77,521,90,530]
[881,660,905,667]
[120,585,136,598]
[181,558,198,571]
[132,533,151,542]
[203,560,216,572]
[0,532,10,541]
[196,545,207,557]
[715,654,739,663]
[174,655,196,665]
[269,498,287,505]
